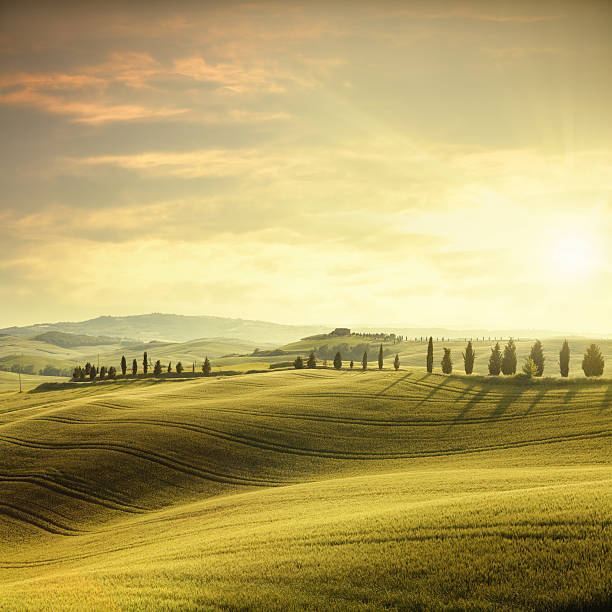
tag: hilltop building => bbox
[330,328,351,336]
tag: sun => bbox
[548,232,595,278]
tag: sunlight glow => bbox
[548,232,596,279]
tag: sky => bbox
[1,0,611,333]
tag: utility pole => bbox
[18,353,22,393]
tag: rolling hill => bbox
[0,369,610,609]
[1,313,328,345]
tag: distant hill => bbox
[1,313,329,345]
[31,331,119,348]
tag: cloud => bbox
[173,56,286,93]
[0,87,187,124]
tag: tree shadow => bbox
[414,375,452,408]
[453,387,489,423]
[600,383,612,413]
[489,385,527,421]
[525,386,548,416]
[563,385,579,408]
[375,372,412,396]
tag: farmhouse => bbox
[330,327,351,336]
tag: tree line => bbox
[426,337,605,378]
[291,339,605,378]
[72,351,213,381]
[293,344,401,371]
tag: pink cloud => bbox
[0,87,186,124]
[173,56,286,93]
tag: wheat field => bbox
[0,369,610,610]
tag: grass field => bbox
[0,369,610,610]
[0,370,68,393]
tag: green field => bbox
[0,369,610,610]
[0,370,68,393]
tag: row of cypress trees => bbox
[73,351,213,380]
[294,345,401,371]
[426,337,605,378]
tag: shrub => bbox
[394,354,400,370]
[522,358,538,378]
[333,352,342,370]
[108,366,116,379]
[307,352,317,368]
[176,362,184,375]
[293,356,304,369]
[582,344,604,377]
[153,360,162,376]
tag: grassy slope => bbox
[0,335,265,376]
[0,370,610,610]
[0,371,67,393]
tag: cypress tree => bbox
[293,355,304,369]
[120,355,127,376]
[89,366,97,381]
[167,361,172,373]
[426,337,434,373]
[362,351,368,370]
[488,343,502,375]
[132,359,137,376]
[202,357,211,376]
[85,362,91,375]
[153,360,162,376]
[143,352,148,375]
[582,344,604,377]
[108,366,116,379]
[559,340,570,377]
[333,352,342,370]
[394,353,400,370]
[441,348,452,374]
[501,339,517,375]
[529,340,545,377]
[462,341,475,375]
[99,366,106,380]
[176,362,184,375]
[350,360,354,369]
[307,351,317,368]
[378,344,383,370]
